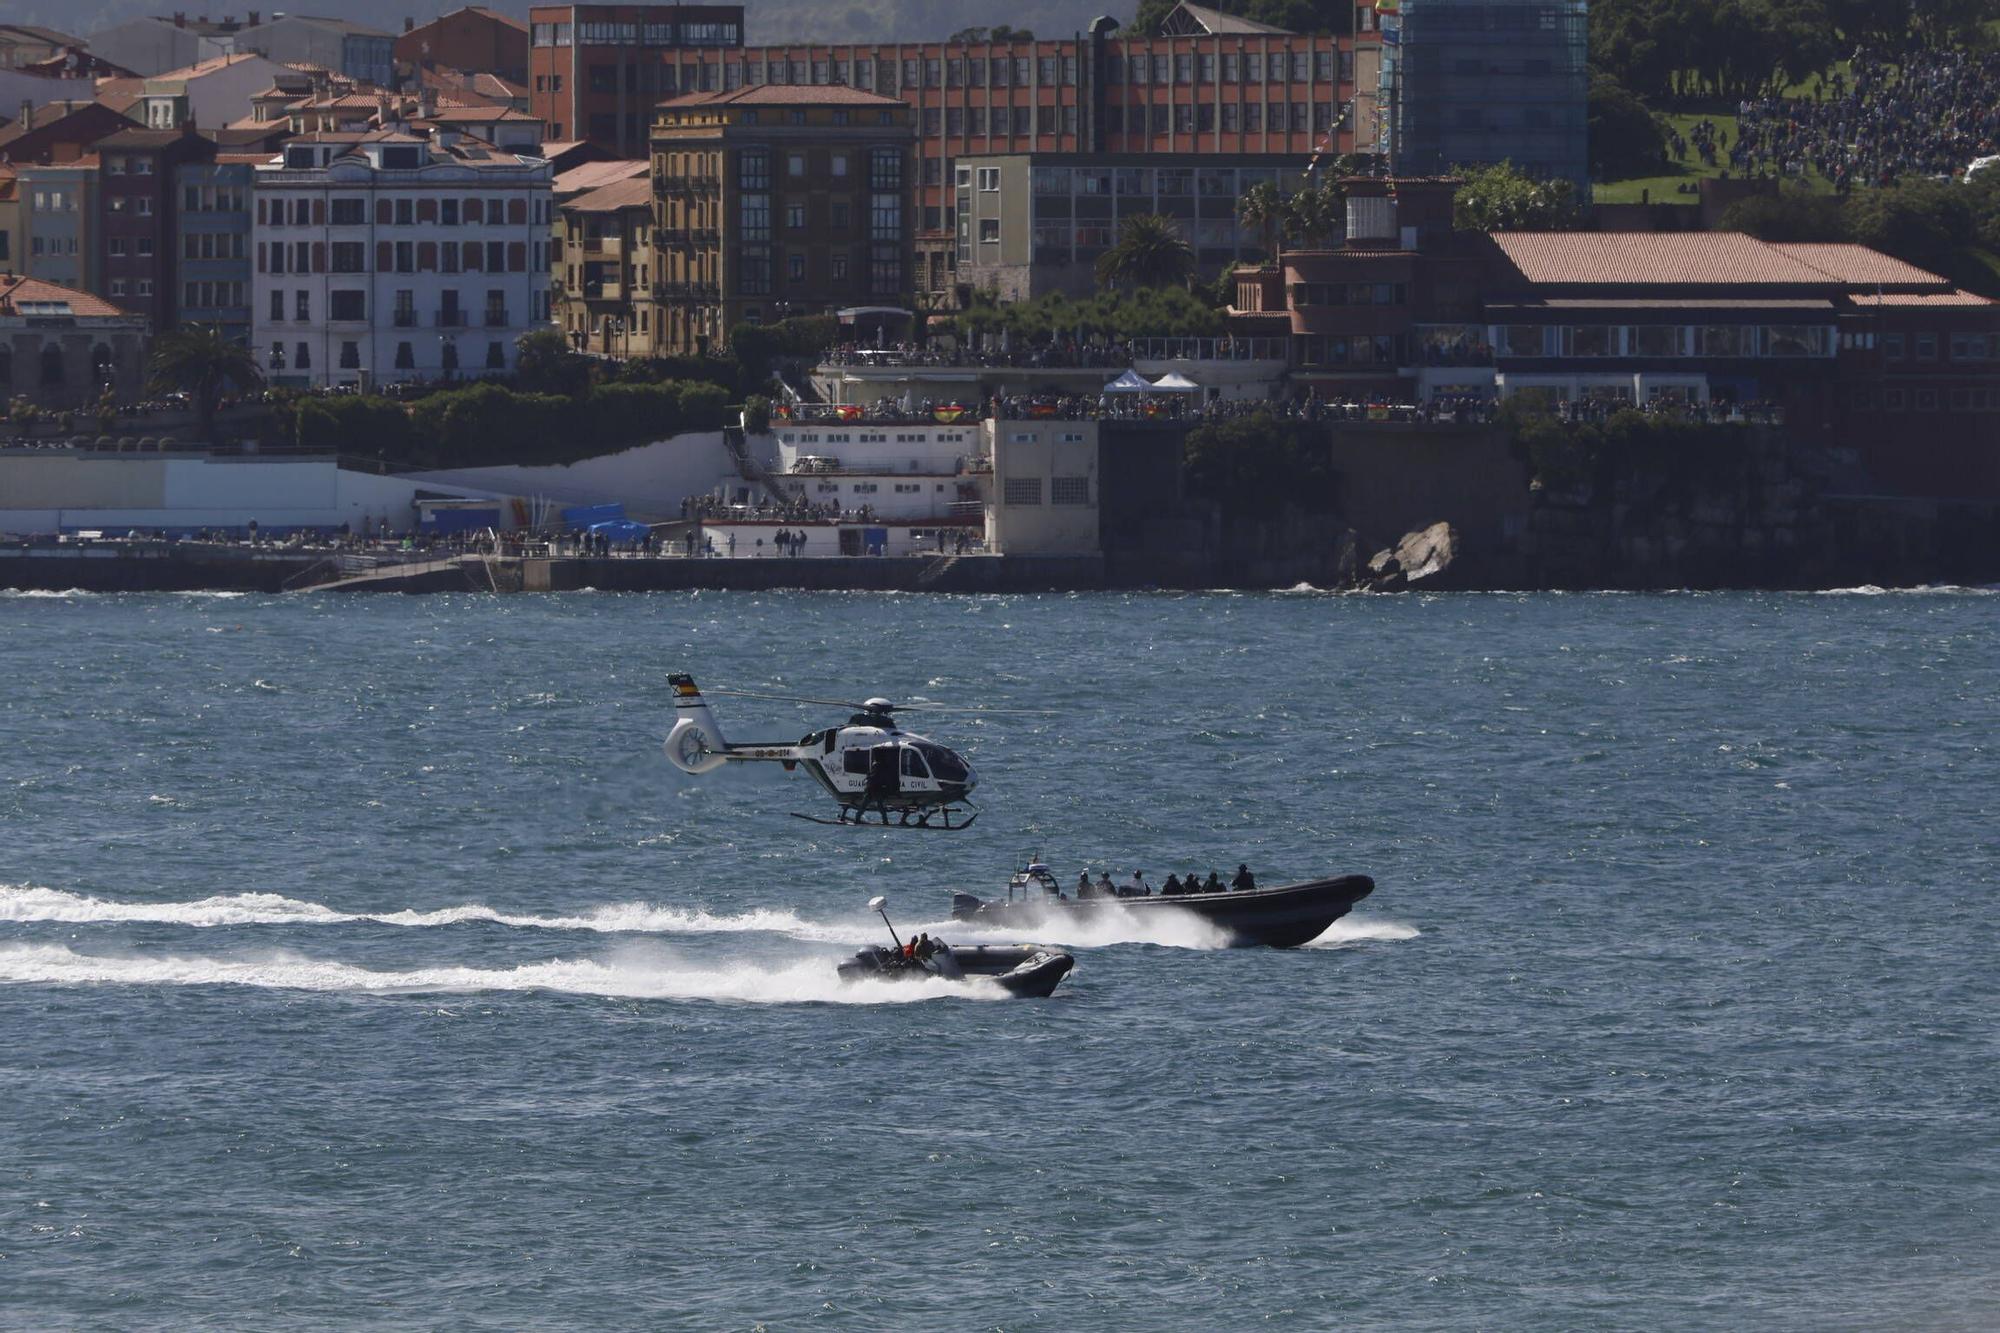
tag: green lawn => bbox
[1596,105,1840,205]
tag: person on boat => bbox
[1125,871,1150,897]
[914,933,938,962]
[1096,871,1116,898]
[1232,864,1257,892]
[903,934,920,961]
[1076,871,1092,898]
[1204,871,1225,893]
[1161,873,1184,896]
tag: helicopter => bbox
[664,674,1019,829]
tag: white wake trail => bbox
[1304,917,1421,948]
[0,943,997,1005]
[0,885,863,941]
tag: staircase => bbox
[723,426,790,507]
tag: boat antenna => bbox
[867,895,903,950]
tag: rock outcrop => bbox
[1363,521,1460,591]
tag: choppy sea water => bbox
[0,586,1995,1330]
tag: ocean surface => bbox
[0,586,1995,1330]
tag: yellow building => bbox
[648,85,915,357]
[554,176,658,358]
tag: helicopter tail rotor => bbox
[665,675,730,774]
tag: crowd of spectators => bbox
[1731,48,2000,189]
[823,340,1135,370]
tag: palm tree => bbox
[1238,179,1287,260]
[1094,213,1196,291]
[1287,181,1345,249]
[150,324,262,443]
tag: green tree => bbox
[1718,188,1849,242]
[1184,411,1336,517]
[1094,213,1196,290]
[1286,180,1344,248]
[1451,161,1585,232]
[1237,179,1288,257]
[1842,179,1978,276]
[148,323,262,443]
[1587,72,1665,180]
[514,327,591,398]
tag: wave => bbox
[0,884,863,941]
[0,886,1253,951]
[1812,584,1999,596]
[0,942,997,1005]
[0,588,96,599]
[1303,917,1421,949]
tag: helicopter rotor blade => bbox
[884,703,1059,716]
[700,687,871,710]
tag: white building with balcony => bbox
[251,129,554,389]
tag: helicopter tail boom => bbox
[666,674,812,774]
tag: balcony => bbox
[435,309,467,328]
[392,310,418,328]
[484,308,509,327]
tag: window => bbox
[741,194,770,240]
[1914,333,1938,360]
[330,290,365,321]
[1915,388,1938,411]
[1051,477,1090,505]
[739,149,770,190]
[870,149,902,191]
[295,291,311,322]
[331,241,364,273]
[1883,333,1906,359]
[1003,477,1042,505]
[487,341,505,370]
[270,290,284,321]
[137,197,154,216]
[788,253,805,281]
[339,340,360,369]
[978,167,1000,192]
[109,238,127,257]
[295,341,310,369]
[832,201,850,228]
[979,219,1000,243]
[788,152,806,177]
[395,342,414,370]
[831,153,847,178]
[109,278,128,296]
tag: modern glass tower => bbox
[1392,0,1589,190]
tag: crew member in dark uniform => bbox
[1161,873,1184,896]
[1232,864,1257,892]
[1203,871,1224,893]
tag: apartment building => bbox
[396,7,531,85]
[251,130,555,388]
[555,175,657,356]
[527,3,746,154]
[647,84,914,357]
[176,155,257,339]
[17,160,99,292]
[96,125,216,333]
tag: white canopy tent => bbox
[1150,372,1202,392]
[1102,369,1154,393]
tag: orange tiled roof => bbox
[1768,243,1951,288]
[1848,290,1995,307]
[661,85,907,109]
[1487,232,1847,287]
[0,272,131,318]
[553,158,647,195]
[565,176,652,212]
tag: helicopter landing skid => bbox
[790,806,980,831]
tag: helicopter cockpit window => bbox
[919,743,968,783]
[843,748,870,775]
[899,746,931,780]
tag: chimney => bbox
[248,10,260,24]
[18,101,30,132]
[174,12,187,28]
[404,16,415,31]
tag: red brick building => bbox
[396,6,530,85]
[527,4,747,155]
[529,5,1378,241]
[94,125,215,335]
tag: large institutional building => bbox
[250,130,555,388]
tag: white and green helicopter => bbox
[665,674,1013,829]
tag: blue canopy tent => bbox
[587,518,652,543]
